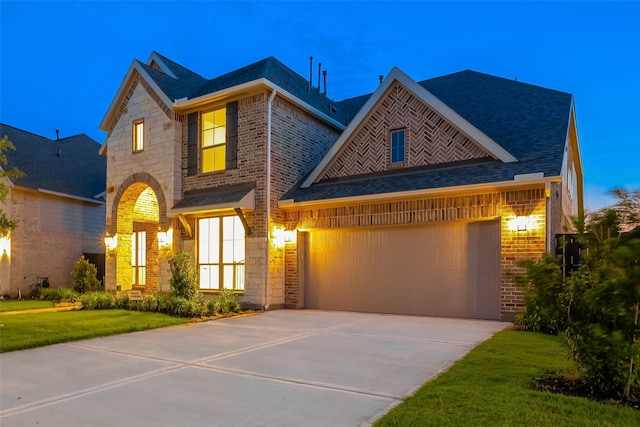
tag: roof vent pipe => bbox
[323,70,327,96]
[379,75,383,85]
[308,56,313,93]
[317,62,322,92]
[55,129,59,140]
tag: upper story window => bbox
[133,120,144,153]
[201,108,226,173]
[390,129,406,164]
[187,101,238,176]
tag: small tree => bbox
[0,135,25,236]
[168,251,198,300]
[71,256,102,294]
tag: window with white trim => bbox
[390,129,406,163]
[198,216,245,290]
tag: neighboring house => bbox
[0,124,106,297]
[100,52,583,321]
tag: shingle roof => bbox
[1,124,106,200]
[144,54,349,124]
[284,70,573,203]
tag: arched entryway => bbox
[107,173,169,294]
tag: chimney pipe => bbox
[55,129,59,140]
[308,56,313,93]
[317,62,322,92]
[323,70,327,96]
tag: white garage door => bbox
[304,220,501,320]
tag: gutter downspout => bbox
[264,89,277,310]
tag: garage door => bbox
[304,220,501,320]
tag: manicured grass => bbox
[375,330,639,427]
[0,299,54,312]
[0,310,188,353]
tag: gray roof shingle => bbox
[1,124,106,200]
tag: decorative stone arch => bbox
[109,172,169,235]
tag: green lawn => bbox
[376,330,639,427]
[0,299,55,312]
[0,310,188,353]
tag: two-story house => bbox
[100,52,582,321]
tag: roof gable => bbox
[1,123,106,201]
[302,67,517,188]
[319,79,493,181]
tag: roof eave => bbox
[173,78,346,131]
[280,176,561,210]
[99,61,173,132]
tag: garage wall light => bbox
[272,227,296,247]
[508,215,532,232]
[0,233,10,257]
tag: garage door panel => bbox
[305,220,500,320]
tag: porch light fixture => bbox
[272,227,296,247]
[515,215,530,232]
[104,234,118,250]
[157,229,173,248]
[0,233,10,257]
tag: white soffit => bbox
[301,67,518,189]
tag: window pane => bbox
[131,233,137,266]
[214,108,226,127]
[139,267,146,286]
[233,217,244,239]
[198,219,209,263]
[235,265,245,290]
[202,112,214,130]
[200,265,211,289]
[234,241,244,263]
[138,232,146,266]
[223,241,234,263]
[202,129,214,147]
[202,147,214,173]
[223,265,234,289]
[214,145,226,171]
[213,127,225,145]
[223,216,234,239]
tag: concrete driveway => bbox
[0,310,507,426]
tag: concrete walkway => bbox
[0,310,508,427]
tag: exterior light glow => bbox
[0,234,10,257]
[105,234,118,250]
[508,216,532,232]
[272,227,296,247]
[158,229,173,247]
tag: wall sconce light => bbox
[272,227,296,247]
[157,228,173,248]
[508,215,532,232]
[105,234,118,250]
[0,233,10,257]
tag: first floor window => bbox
[390,129,406,163]
[198,216,245,290]
[132,231,146,285]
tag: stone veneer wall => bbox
[104,74,181,292]
[284,187,548,320]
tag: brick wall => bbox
[284,186,548,320]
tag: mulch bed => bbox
[533,375,640,411]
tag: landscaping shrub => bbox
[168,251,199,300]
[70,256,102,294]
[205,299,216,316]
[516,188,640,400]
[215,288,240,314]
[142,295,158,312]
[40,288,79,302]
[115,294,130,310]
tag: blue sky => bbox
[1,1,638,210]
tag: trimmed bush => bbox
[215,288,240,314]
[168,251,198,301]
[71,256,102,294]
[40,288,79,302]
